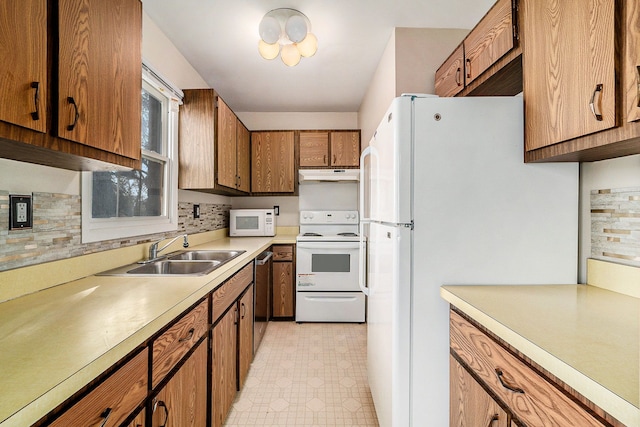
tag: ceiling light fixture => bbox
[258,8,318,67]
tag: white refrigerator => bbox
[358,95,578,427]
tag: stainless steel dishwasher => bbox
[254,250,272,353]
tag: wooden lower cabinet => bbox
[128,410,145,427]
[48,348,148,427]
[238,284,254,389]
[151,339,207,427]
[212,305,238,427]
[449,309,610,427]
[450,354,507,427]
[272,244,294,319]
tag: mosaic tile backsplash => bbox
[591,187,640,267]
[0,190,230,272]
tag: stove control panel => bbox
[300,210,359,225]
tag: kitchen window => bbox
[81,65,182,243]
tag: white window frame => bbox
[81,68,181,243]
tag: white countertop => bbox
[0,234,296,427]
[441,283,640,427]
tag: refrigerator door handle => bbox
[358,232,369,296]
[359,145,372,223]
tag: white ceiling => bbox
[142,0,496,113]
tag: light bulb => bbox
[297,33,317,57]
[285,15,307,43]
[258,39,280,60]
[259,15,281,44]
[281,44,301,66]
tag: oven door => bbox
[296,241,360,291]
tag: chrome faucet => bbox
[148,234,189,261]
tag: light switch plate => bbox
[9,194,33,230]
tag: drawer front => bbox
[450,310,606,427]
[212,262,253,322]
[49,348,148,427]
[272,244,294,261]
[152,299,208,388]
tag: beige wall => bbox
[358,28,468,146]
[579,154,640,282]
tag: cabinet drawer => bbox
[49,348,148,427]
[272,245,294,261]
[449,310,606,427]
[212,262,253,322]
[152,299,208,389]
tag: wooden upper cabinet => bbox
[217,98,238,189]
[300,131,329,167]
[58,0,142,160]
[464,0,514,85]
[435,44,465,97]
[237,121,251,193]
[624,0,640,123]
[0,0,47,133]
[251,131,295,193]
[330,131,360,167]
[523,0,616,151]
[299,130,361,168]
[179,89,250,194]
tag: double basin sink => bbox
[97,250,246,277]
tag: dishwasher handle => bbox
[255,251,273,265]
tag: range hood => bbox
[299,169,360,182]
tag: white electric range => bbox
[295,210,365,323]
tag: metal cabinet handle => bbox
[234,306,239,325]
[98,408,112,427]
[487,414,499,427]
[333,154,337,164]
[153,399,169,427]
[241,302,246,318]
[636,66,640,107]
[465,58,471,79]
[495,369,525,393]
[589,84,604,121]
[30,82,40,121]
[455,67,462,86]
[67,96,80,130]
[178,327,195,342]
[323,154,327,164]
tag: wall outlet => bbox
[274,205,280,216]
[193,204,200,219]
[9,194,33,230]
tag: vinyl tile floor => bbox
[223,321,379,426]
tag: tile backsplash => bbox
[591,187,640,267]
[0,190,230,272]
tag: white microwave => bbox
[229,209,276,237]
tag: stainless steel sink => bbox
[96,249,246,276]
[127,260,221,275]
[167,250,244,262]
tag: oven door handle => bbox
[296,242,360,250]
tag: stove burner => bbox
[303,232,323,236]
[338,232,358,237]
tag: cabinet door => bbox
[330,131,360,167]
[251,131,295,193]
[624,0,640,123]
[450,355,508,427]
[127,410,145,427]
[435,44,465,97]
[523,0,616,150]
[300,131,329,167]
[49,348,148,427]
[0,0,47,132]
[238,284,254,389]
[464,0,514,85]
[237,120,251,192]
[58,0,141,160]
[272,262,294,317]
[212,306,238,427]
[152,340,207,427]
[217,97,237,189]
